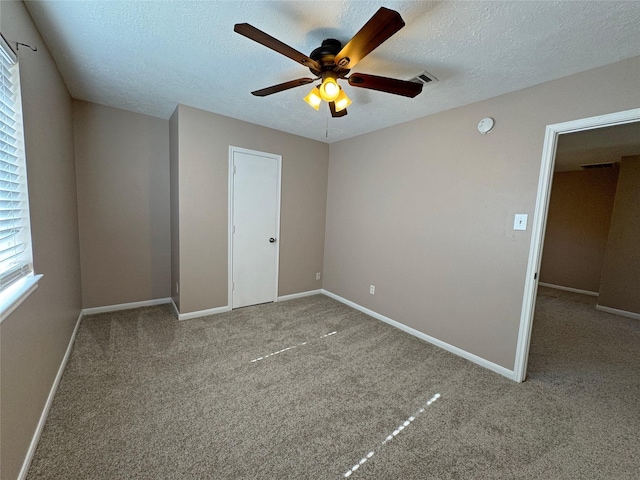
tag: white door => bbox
[229,147,281,309]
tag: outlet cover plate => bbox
[514,214,528,231]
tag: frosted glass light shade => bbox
[303,87,322,110]
[319,77,340,102]
[334,88,352,112]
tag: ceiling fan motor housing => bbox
[309,39,348,76]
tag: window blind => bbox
[0,34,33,291]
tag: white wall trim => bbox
[277,289,322,301]
[18,310,83,480]
[321,289,514,381]
[538,282,599,297]
[171,297,231,321]
[596,304,640,321]
[82,298,171,316]
[170,297,180,318]
[514,108,640,383]
[228,147,234,311]
[0,274,43,324]
[175,304,230,321]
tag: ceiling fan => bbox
[234,7,423,117]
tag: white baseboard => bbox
[321,289,515,381]
[173,289,324,319]
[18,310,83,480]
[596,304,640,321]
[538,282,599,297]
[174,303,230,321]
[171,297,180,318]
[82,298,171,316]
[277,289,322,301]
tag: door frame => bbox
[513,107,640,382]
[228,146,282,309]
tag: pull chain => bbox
[326,109,330,138]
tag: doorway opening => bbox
[514,108,640,382]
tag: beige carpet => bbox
[27,288,640,479]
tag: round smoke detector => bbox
[477,117,495,135]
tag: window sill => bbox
[0,274,43,324]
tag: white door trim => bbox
[513,108,640,383]
[228,146,282,310]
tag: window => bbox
[0,33,37,319]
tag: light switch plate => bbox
[514,214,528,231]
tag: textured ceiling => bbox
[555,121,640,172]
[23,1,640,143]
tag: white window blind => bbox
[0,34,33,291]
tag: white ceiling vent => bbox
[580,162,618,170]
[408,71,438,85]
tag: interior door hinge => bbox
[232,225,236,234]
[232,281,235,290]
[534,272,538,280]
[233,165,237,175]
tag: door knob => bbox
[269,237,276,243]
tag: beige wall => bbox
[0,1,82,479]
[73,101,171,308]
[324,56,640,370]
[173,105,328,314]
[599,156,640,314]
[169,108,180,310]
[539,169,619,292]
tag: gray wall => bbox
[324,56,640,370]
[539,168,619,292]
[599,155,640,314]
[0,1,82,479]
[172,105,328,314]
[73,101,171,308]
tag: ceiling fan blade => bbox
[329,102,347,117]
[234,23,321,71]
[348,73,423,98]
[334,7,405,70]
[251,78,315,97]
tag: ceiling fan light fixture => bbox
[319,74,340,102]
[303,86,322,110]
[237,7,420,119]
[334,88,352,112]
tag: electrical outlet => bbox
[370,285,375,295]
[316,272,321,280]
